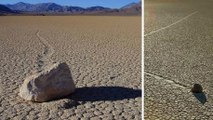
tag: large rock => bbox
[19,62,75,102]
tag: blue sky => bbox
[0,0,141,8]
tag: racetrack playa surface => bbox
[0,16,141,119]
[145,0,213,119]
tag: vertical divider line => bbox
[141,0,145,119]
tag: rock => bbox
[19,62,75,102]
[191,84,203,93]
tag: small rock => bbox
[19,62,75,102]
[110,76,115,80]
[191,84,203,93]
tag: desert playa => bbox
[145,0,213,119]
[0,16,141,119]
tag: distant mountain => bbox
[63,6,85,13]
[0,4,14,13]
[6,2,32,11]
[6,2,64,12]
[121,2,138,9]
[86,6,111,12]
[120,2,141,14]
[4,2,141,15]
[34,3,63,12]
[6,2,110,13]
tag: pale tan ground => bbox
[0,16,141,119]
[145,0,213,119]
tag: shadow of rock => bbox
[59,86,141,109]
[68,86,141,102]
[193,92,207,104]
[63,100,81,109]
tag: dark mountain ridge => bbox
[0,4,14,13]
[0,4,16,15]
[4,2,141,15]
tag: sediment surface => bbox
[145,0,213,119]
[0,16,141,119]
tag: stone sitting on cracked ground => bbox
[19,62,76,102]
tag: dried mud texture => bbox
[145,0,213,119]
[0,16,141,119]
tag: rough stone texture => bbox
[19,62,75,102]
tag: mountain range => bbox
[0,4,15,15]
[0,1,141,15]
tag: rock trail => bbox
[35,30,55,70]
[145,71,189,89]
[144,11,198,37]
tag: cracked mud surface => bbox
[0,16,141,119]
[145,0,213,119]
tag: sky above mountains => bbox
[0,0,141,8]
